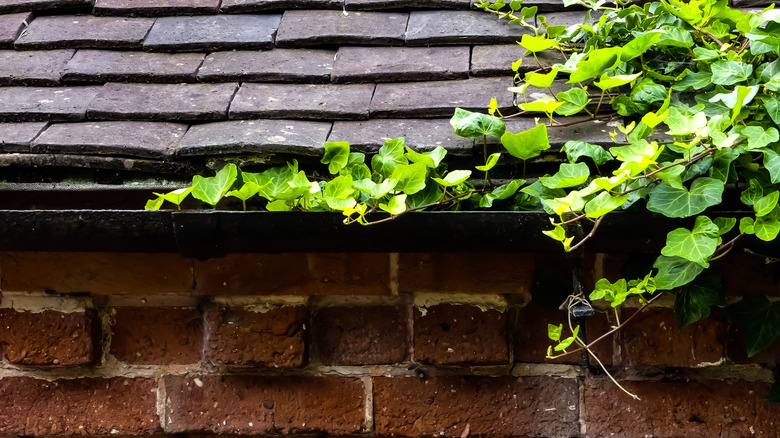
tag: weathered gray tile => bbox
[144,15,282,51]
[332,46,469,83]
[329,119,474,155]
[177,119,332,156]
[406,10,530,45]
[472,0,579,12]
[0,86,99,121]
[471,45,566,76]
[542,10,601,27]
[197,49,334,83]
[0,50,74,85]
[15,15,155,50]
[230,83,375,121]
[87,83,238,122]
[93,0,220,16]
[220,0,343,11]
[0,122,48,152]
[0,0,90,13]
[276,10,408,47]
[63,50,205,83]
[498,116,620,147]
[0,12,31,48]
[31,121,186,158]
[371,77,514,118]
[347,0,469,10]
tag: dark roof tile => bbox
[197,49,334,83]
[0,12,31,48]
[498,117,621,148]
[331,46,470,83]
[229,82,375,120]
[62,50,205,83]
[0,122,48,152]
[328,118,474,155]
[86,82,238,121]
[14,15,155,50]
[405,10,530,45]
[31,121,187,158]
[370,77,514,118]
[0,0,90,14]
[143,15,282,51]
[0,86,100,121]
[220,0,343,12]
[0,49,75,85]
[275,10,408,47]
[345,0,470,10]
[542,10,597,27]
[93,0,221,16]
[177,119,332,156]
[471,44,566,76]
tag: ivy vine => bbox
[146,0,780,402]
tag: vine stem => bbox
[345,192,472,226]
[709,233,745,261]
[568,215,604,252]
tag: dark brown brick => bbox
[471,44,567,76]
[713,251,780,297]
[0,0,90,14]
[15,15,155,50]
[197,49,334,83]
[111,307,202,365]
[374,376,579,438]
[144,15,282,51]
[229,83,374,121]
[622,307,725,367]
[399,253,534,295]
[584,378,780,438]
[206,306,308,367]
[314,306,408,365]
[332,46,469,83]
[0,377,160,436]
[727,325,780,366]
[276,10,407,47]
[414,304,508,365]
[328,118,474,155]
[87,82,238,122]
[94,0,220,16]
[63,50,205,83]
[0,49,74,85]
[166,375,365,434]
[0,308,98,365]
[0,86,99,122]
[0,122,47,152]
[0,252,193,294]
[194,253,391,296]
[405,10,530,45]
[0,12,31,48]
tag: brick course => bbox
[0,308,98,365]
[110,306,203,365]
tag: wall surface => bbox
[0,251,778,438]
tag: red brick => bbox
[205,305,308,367]
[726,325,780,366]
[110,307,202,365]
[622,308,725,367]
[0,308,99,365]
[314,306,408,365]
[713,251,780,297]
[584,378,780,438]
[194,253,391,296]
[0,252,193,294]
[165,375,365,434]
[398,253,534,294]
[373,376,579,438]
[0,377,160,436]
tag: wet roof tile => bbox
[0,49,74,85]
[331,46,470,83]
[229,83,376,120]
[0,122,48,152]
[275,10,408,47]
[62,50,205,83]
[15,15,156,49]
[197,49,335,83]
[144,15,283,51]
[0,86,100,121]
[93,0,221,16]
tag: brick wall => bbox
[0,251,777,437]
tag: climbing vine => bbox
[147,0,780,401]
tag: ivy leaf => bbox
[525,68,558,88]
[479,180,522,208]
[675,273,725,328]
[740,126,779,151]
[594,72,642,90]
[755,216,780,241]
[379,194,407,215]
[539,162,590,189]
[450,108,506,139]
[390,162,428,195]
[192,163,238,206]
[520,97,564,114]
[226,182,260,202]
[371,138,407,177]
[741,179,764,206]
[660,216,720,268]
[406,182,442,209]
[672,68,713,91]
[714,217,737,235]
[555,88,591,116]
[647,178,725,218]
[754,191,779,217]
[568,47,622,83]
[476,153,501,172]
[405,146,447,169]
[620,30,663,62]
[501,124,550,160]
[726,293,780,357]
[584,191,629,218]
[353,178,397,199]
[321,141,351,175]
[432,169,472,188]
[764,150,780,183]
[520,34,558,53]
[145,196,164,211]
[710,60,753,86]
[156,187,193,209]
[656,27,694,48]
[323,175,357,210]
[547,323,562,342]
[654,255,705,290]
[664,108,707,136]
[561,141,613,165]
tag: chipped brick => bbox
[314,306,409,365]
[144,15,282,51]
[0,86,99,122]
[230,82,374,121]
[93,0,220,16]
[110,307,202,365]
[63,50,205,83]
[0,49,74,85]
[0,13,32,48]
[197,49,334,83]
[328,118,474,155]
[332,46,469,83]
[177,119,331,156]
[0,122,47,152]
[276,10,407,47]
[406,10,530,45]
[0,309,99,365]
[15,15,155,50]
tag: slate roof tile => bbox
[470,44,566,76]
[0,86,100,121]
[275,10,408,47]
[0,0,90,14]
[0,49,75,85]
[86,83,238,122]
[143,15,283,52]
[177,119,332,156]
[0,12,31,48]
[93,0,221,16]
[370,77,514,118]
[220,0,344,12]
[31,121,187,158]
[229,82,375,120]
[405,10,530,45]
[62,50,205,83]
[14,15,156,50]
[0,122,48,152]
[331,46,470,83]
[328,118,474,155]
[197,49,334,83]
[346,0,470,10]
[497,117,621,148]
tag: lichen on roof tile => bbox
[0,86,100,121]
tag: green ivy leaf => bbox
[675,273,724,329]
[710,60,753,86]
[432,169,472,188]
[568,47,622,83]
[226,182,260,202]
[192,163,238,206]
[584,191,629,218]
[321,141,351,174]
[371,138,407,177]
[379,194,407,215]
[145,196,164,211]
[647,178,725,218]
[520,34,558,53]
[539,162,590,189]
[501,124,550,161]
[755,191,779,217]
[555,88,591,116]
[156,187,193,209]
[353,178,397,199]
[594,72,642,90]
[561,141,613,165]
[547,323,562,342]
[764,150,780,184]
[620,30,663,62]
[390,162,428,195]
[755,216,780,241]
[450,108,506,139]
[406,182,443,209]
[740,126,779,151]
[654,255,705,290]
[672,68,713,91]
[476,153,501,172]
[660,216,720,268]
[726,293,780,357]
[479,180,522,208]
[405,146,447,169]
[526,68,558,88]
